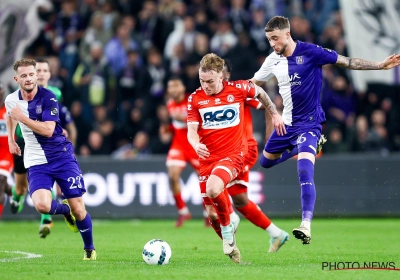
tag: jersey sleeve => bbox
[42,96,59,122]
[186,93,200,124]
[59,104,72,127]
[245,98,262,109]
[253,58,274,82]
[311,44,338,66]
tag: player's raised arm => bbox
[255,85,286,136]
[335,54,400,70]
[187,123,209,159]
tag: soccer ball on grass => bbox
[142,239,172,265]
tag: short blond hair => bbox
[13,58,36,72]
[199,53,224,73]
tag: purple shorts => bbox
[28,154,86,199]
[264,124,322,155]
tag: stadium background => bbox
[1,0,399,219]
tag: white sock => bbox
[266,223,282,238]
[300,220,311,230]
[178,207,189,215]
[230,212,240,222]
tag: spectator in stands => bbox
[116,49,142,122]
[210,18,238,56]
[104,21,140,76]
[79,11,112,61]
[111,131,151,159]
[72,41,115,122]
[138,47,167,117]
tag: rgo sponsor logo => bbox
[199,104,240,129]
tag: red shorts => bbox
[199,154,244,205]
[0,150,14,178]
[166,143,199,171]
[227,144,258,196]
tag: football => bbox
[142,239,172,265]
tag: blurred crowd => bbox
[7,0,400,157]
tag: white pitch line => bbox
[0,251,43,262]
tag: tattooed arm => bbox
[255,85,286,136]
[336,54,400,70]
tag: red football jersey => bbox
[187,80,258,163]
[166,94,192,149]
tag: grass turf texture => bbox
[0,218,399,280]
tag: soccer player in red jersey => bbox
[187,53,285,263]
[165,77,208,227]
[221,61,289,252]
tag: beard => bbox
[276,43,287,55]
[21,82,37,93]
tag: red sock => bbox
[237,200,271,229]
[209,218,222,239]
[173,193,186,210]
[0,204,3,218]
[210,192,230,226]
[224,188,234,214]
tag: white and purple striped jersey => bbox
[254,40,338,127]
[5,86,73,168]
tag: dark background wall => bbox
[2,154,400,220]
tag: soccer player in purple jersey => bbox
[252,16,400,245]
[5,58,96,260]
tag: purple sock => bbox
[298,159,316,222]
[48,200,70,215]
[76,213,94,250]
[260,147,298,168]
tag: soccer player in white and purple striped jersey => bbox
[5,58,96,260]
[252,16,400,245]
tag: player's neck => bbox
[282,38,297,57]
[175,94,185,103]
[21,85,38,101]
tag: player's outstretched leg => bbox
[229,185,288,253]
[236,199,288,252]
[66,197,96,260]
[168,166,192,228]
[39,191,56,238]
[292,159,315,244]
[76,213,96,260]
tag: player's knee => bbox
[232,193,248,208]
[168,172,180,184]
[34,201,51,213]
[260,155,275,168]
[72,207,87,221]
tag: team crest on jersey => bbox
[36,105,42,114]
[227,95,234,102]
[215,98,221,104]
[296,56,304,64]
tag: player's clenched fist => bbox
[194,143,210,159]
[8,140,21,156]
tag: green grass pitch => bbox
[1,218,399,280]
